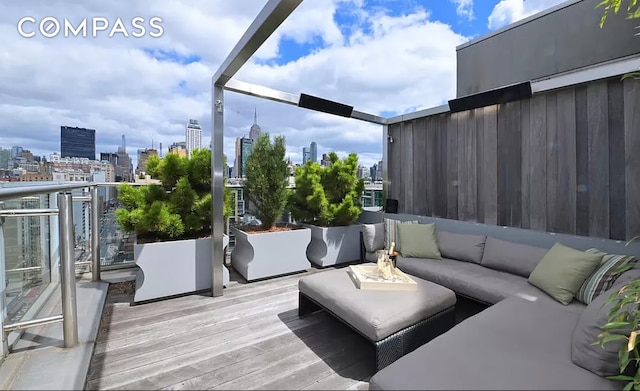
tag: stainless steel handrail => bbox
[3,315,64,333]
[5,266,43,273]
[0,182,94,202]
[0,209,59,217]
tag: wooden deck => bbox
[85,268,374,390]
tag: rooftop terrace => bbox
[1,0,640,389]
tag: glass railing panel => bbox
[1,194,53,324]
[98,185,135,266]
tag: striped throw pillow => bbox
[384,218,418,252]
[575,248,638,304]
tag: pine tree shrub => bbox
[115,149,232,242]
[289,152,364,227]
[243,133,289,231]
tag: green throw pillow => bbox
[528,243,603,305]
[397,223,441,259]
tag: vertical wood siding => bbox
[386,77,640,241]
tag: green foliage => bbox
[597,273,640,390]
[115,149,233,242]
[244,133,289,230]
[145,154,161,178]
[598,0,640,79]
[289,152,364,227]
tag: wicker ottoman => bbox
[298,268,456,371]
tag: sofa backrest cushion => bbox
[436,231,486,264]
[571,269,640,377]
[362,223,384,253]
[481,237,549,277]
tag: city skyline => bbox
[0,1,565,173]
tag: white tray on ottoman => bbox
[298,267,456,371]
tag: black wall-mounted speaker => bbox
[385,198,399,214]
[298,93,354,117]
[448,81,532,112]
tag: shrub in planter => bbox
[115,149,233,301]
[231,133,311,281]
[115,149,232,242]
[289,152,364,227]
[243,133,290,231]
[288,152,365,266]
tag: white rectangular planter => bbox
[134,235,229,303]
[304,224,362,267]
[230,226,311,282]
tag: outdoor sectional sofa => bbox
[356,213,640,390]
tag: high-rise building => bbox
[320,153,331,167]
[249,108,262,142]
[240,137,253,178]
[185,119,202,158]
[11,146,23,159]
[136,149,158,174]
[0,148,12,169]
[302,147,311,164]
[61,126,96,160]
[310,142,317,163]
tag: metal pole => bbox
[90,187,101,282]
[58,192,78,348]
[382,124,389,208]
[211,83,225,297]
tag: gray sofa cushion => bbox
[298,268,456,341]
[571,284,625,377]
[397,256,586,312]
[436,231,486,264]
[571,269,640,377]
[481,236,549,278]
[370,297,620,390]
[362,223,384,253]
[364,251,377,263]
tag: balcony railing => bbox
[0,182,138,358]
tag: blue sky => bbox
[0,0,567,168]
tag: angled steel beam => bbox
[212,0,304,86]
[211,0,303,297]
[225,79,387,125]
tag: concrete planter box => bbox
[230,226,311,281]
[134,235,229,303]
[304,224,362,267]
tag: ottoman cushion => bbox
[299,268,456,341]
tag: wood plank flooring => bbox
[85,268,373,390]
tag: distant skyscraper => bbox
[302,147,311,164]
[240,137,253,178]
[249,108,262,142]
[310,142,317,163]
[11,146,23,159]
[320,153,331,167]
[159,142,163,157]
[61,126,96,160]
[185,119,202,158]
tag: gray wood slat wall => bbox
[387,77,640,241]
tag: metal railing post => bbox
[90,187,101,282]
[58,192,78,348]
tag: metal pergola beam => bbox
[210,0,304,297]
[224,79,387,125]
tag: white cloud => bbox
[0,0,469,169]
[487,0,566,30]
[451,0,475,21]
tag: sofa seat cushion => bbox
[397,256,560,305]
[369,297,620,390]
